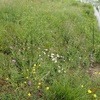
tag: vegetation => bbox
[0,0,100,100]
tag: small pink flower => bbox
[28,81,32,85]
[12,60,16,63]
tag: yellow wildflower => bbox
[37,86,40,89]
[93,94,97,98]
[46,87,49,90]
[94,72,98,74]
[38,82,41,85]
[26,76,28,79]
[88,89,92,93]
[34,64,36,67]
[24,81,27,84]
[81,85,84,88]
[5,78,9,80]
[28,93,31,97]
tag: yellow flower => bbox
[94,72,98,74]
[93,94,97,98]
[98,72,100,75]
[38,82,41,85]
[46,87,49,90]
[37,86,40,89]
[24,81,27,84]
[88,90,92,93]
[34,64,36,67]
[81,85,84,88]
[28,93,31,97]
[26,76,28,79]
[5,78,9,80]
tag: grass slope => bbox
[0,0,100,100]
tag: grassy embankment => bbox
[0,0,100,100]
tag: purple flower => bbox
[12,60,16,63]
[28,81,32,85]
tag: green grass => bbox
[0,0,100,100]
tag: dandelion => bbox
[88,89,92,93]
[24,81,27,84]
[37,86,40,89]
[81,85,84,88]
[34,64,36,67]
[93,94,97,98]
[46,87,49,90]
[26,76,28,79]
[28,93,31,97]
[5,78,9,80]
[38,82,41,85]
[94,72,98,74]
[99,72,100,75]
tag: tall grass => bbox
[0,0,100,99]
